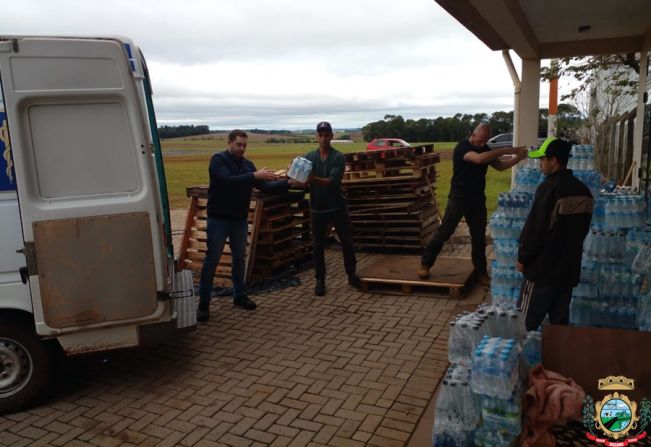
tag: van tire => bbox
[0,320,52,414]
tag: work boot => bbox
[234,296,257,310]
[197,304,210,322]
[417,265,430,279]
[348,274,361,289]
[314,279,326,296]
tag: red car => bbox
[366,138,411,151]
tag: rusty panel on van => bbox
[33,212,158,328]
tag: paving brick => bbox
[268,424,300,438]
[286,430,315,447]
[218,433,252,447]
[0,245,485,447]
[242,428,276,444]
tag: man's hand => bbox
[516,261,525,273]
[254,168,278,181]
[288,178,306,188]
[514,146,528,160]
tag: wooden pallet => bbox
[177,187,311,285]
[176,196,261,286]
[357,256,476,298]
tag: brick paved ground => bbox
[1,223,489,447]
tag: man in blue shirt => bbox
[197,129,290,322]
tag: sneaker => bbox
[234,296,257,310]
[314,279,326,296]
[348,274,361,289]
[197,305,210,322]
[417,265,430,279]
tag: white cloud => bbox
[1,0,557,129]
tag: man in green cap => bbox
[517,137,594,331]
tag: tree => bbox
[541,54,640,102]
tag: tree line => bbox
[361,104,584,142]
[158,125,210,139]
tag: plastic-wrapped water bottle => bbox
[287,156,313,182]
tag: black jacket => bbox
[518,169,593,288]
[207,150,288,220]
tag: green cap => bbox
[528,137,557,158]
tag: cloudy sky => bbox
[2,0,567,130]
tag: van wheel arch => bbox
[0,311,53,414]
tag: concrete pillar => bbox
[514,58,541,148]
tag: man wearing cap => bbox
[517,138,594,331]
[300,121,359,296]
[419,124,527,283]
[197,129,291,322]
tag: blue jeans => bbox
[198,217,248,307]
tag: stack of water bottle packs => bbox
[489,191,532,308]
[434,305,541,446]
[571,190,650,329]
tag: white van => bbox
[0,36,196,412]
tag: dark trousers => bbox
[517,279,573,331]
[311,208,356,280]
[421,195,487,273]
[198,217,248,308]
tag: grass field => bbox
[161,135,512,214]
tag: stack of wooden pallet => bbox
[250,191,311,279]
[177,187,310,287]
[342,145,441,252]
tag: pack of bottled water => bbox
[448,312,489,366]
[470,336,520,400]
[632,244,651,274]
[602,192,647,229]
[480,384,523,436]
[489,213,526,240]
[514,167,542,195]
[568,144,596,172]
[433,365,480,447]
[489,263,524,309]
[633,247,651,331]
[496,192,532,219]
[287,156,313,183]
[624,228,651,265]
[583,226,627,262]
[473,426,518,446]
[521,330,542,369]
[475,304,525,341]
[571,263,643,329]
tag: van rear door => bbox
[0,36,168,335]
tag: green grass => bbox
[161,138,509,213]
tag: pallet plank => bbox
[357,255,475,298]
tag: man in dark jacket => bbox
[197,129,290,322]
[517,138,594,331]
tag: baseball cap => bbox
[528,137,572,159]
[316,121,333,133]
